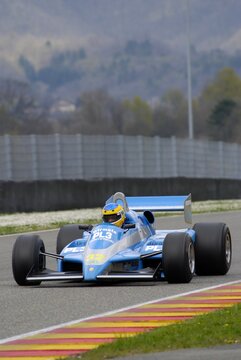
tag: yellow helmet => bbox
[102,203,125,227]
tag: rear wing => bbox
[106,192,192,224]
[126,194,192,224]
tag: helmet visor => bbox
[103,213,121,223]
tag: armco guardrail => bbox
[0,134,241,181]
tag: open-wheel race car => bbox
[12,192,232,286]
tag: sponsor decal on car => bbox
[86,253,106,265]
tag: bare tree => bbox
[0,79,53,134]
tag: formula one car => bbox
[12,192,232,286]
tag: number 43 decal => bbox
[86,253,106,264]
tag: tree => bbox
[122,96,153,135]
[202,67,241,103]
[0,79,53,134]
[0,106,19,135]
[208,99,241,142]
[153,90,188,138]
[197,67,241,142]
[65,90,123,135]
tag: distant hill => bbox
[1,0,241,102]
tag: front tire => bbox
[12,234,45,286]
[193,222,232,275]
[163,232,195,283]
[56,224,84,254]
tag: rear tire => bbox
[56,224,84,254]
[193,222,232,275]
[12,234,45,286]
[163,232,195,283]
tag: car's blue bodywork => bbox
[55,192,194,282]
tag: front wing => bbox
[25,250,163,282]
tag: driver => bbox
[102,203,126,228]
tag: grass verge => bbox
[1,199,241,235]
[73,303,241,360]
[0,219,96,236]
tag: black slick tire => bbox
[12,234,45,286]
[163,232,195,283]
[56,224,84,254]
[193,222,232,275]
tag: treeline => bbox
[1,67,241,143]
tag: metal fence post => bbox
[138,135,144,177]
[76,134,84,178]
[171,136,178,177]
[154,136,161,177]
[55,133,62,179]
[4,134,12,180]
[117,135,125,176]
[30,134,38,180]
[218,141,224,178]
[235,143,241,179]
[189,138,194,177]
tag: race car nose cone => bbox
[83,264,103,281]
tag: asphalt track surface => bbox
[1,211,241,358]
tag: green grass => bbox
[0,219,96,236]
[0,223,59,235]
[70,303,241,360]
[1,199,241,235]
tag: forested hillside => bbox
[0,1,241,142]
[1,0,241,101]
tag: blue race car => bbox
[12,192,232,286]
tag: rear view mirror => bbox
[143,210,154,224]
[123,223,136,229]
[79,225,93,231]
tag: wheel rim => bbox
[225,232,231,265]
[188,242,195,273]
